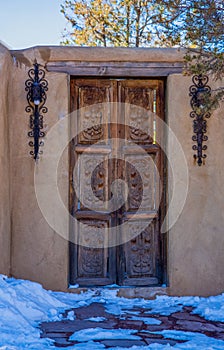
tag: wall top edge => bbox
[10,46,186,67]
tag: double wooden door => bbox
[70,78,165,286]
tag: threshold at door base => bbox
[68,286,168,300]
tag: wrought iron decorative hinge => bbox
[189,74,211,166]
[25,61,48,161]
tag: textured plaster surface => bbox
[0,43,11,275]
[167,74,224,296]
[9,54,69,291]
[11,46,185,66]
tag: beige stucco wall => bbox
[0,44,11,275]
[8,53,69,291]
[0,44,223,295]
[167,74,224,296]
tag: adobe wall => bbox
[0,44,11,275]
[8,52,69,291]
[167,74,224,296]
[0,43,223,295]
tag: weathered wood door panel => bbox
[70,78,164,287]
[117,80,163,286]
[70,79,117,286]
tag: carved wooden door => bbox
[70,78,165,287]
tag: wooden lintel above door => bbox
[47,61,183,77]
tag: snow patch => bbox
[69,327,140,341]
[86,317,107,322]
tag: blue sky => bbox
[0,0,67,49]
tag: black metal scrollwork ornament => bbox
[25,61,48,160]
[189,74,211,166]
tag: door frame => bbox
[69,75,167,287]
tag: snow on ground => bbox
[86,317,107,322]
[69,328,140,341]
[0,274,223,349]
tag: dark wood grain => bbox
[70,78,165,286]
